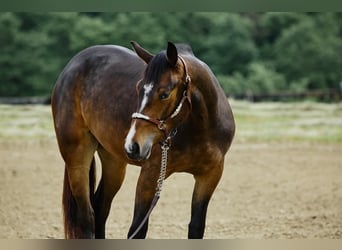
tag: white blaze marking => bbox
[124,121,136,153]
[139,82,154,112]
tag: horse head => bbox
[124,41,192,161]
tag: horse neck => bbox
[186,57,219,127]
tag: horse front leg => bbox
[188,161,224,239]
[127,165,160,239]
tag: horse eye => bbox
[159,92,170,100]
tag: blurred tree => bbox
[0,13,22,96]
[273,13,342,90]
[257,12,306,45]
[183,13,258,76]
[0,13,54,96]
[0,12,341,98]
[218,61,286,96]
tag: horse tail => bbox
[62,158,96,239]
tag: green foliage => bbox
[0,13,55,96]
[0,12,342,98]
[218,61,286,96]
[272,13,342,90]
[183,13,258,75]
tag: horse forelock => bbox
[144,52,169,84]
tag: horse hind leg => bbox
[61,133,98,239]
[93,147,127,238]
[63,157,96,238]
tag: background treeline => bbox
[1,12,342,99]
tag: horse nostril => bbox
[132,142,140,155]
[126,142,140,160]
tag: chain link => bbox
[156,142,169,197]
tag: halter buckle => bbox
[185,75,191,83]
[158,120,166,131]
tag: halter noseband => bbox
[131,55,191,145]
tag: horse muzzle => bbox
[124,139,153,161]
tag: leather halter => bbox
[131,55,191,145]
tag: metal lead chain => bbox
[156,142,169,197]
[128,139,171,239]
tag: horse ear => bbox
[166,42,178,67]
[130,41,153,64]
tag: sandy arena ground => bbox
[0,138,341,239]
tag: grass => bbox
[230,100,342,143]
[1,101,342,143]
[0,104,54,139]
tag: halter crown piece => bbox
[131,55,192,146]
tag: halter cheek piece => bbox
[131,55,191,146]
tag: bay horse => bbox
[51,41,235,239]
